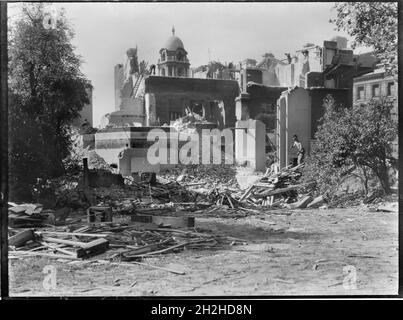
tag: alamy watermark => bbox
[42,265,57,291]
[147,128,236,165]
[342,265,357,290]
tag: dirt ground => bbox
[9,205,398,296]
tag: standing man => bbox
[290,134,305,165]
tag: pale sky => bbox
[9,2,370,126]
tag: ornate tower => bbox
[158,26,190,77]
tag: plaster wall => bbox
[144,76,239,128]
[235,120,266,171]
[285,88,311,164]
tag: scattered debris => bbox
[171,113,213,132]
[8,219,245,263]
[232,164,315,209]
[8,203,49,227]
[307,195,325,208]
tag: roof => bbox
[163,35,184,51]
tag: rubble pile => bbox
[8,203,50,228]
[86,150,112,171]
[234,164,314,208]
[171,113,213,132]
[160,164,238,191]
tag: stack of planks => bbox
[235,164,314,208]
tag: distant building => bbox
[353,64,398,158]
[235,36,378,167]
[157,26,190,77]
[98,32,381,171]
[353,64,398,117]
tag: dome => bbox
[163,35,184,51]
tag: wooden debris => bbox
[38,231,108,238]
[290,196,313,209]
[10,251,78,260]
[307,195,325,208]
[9,229,35,247]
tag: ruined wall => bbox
[276,87,311,168]
[246,85,287,132]
[261,68,280,87]
[240,68,263,92]
[114,64,124,110]
[94,127,174,167]
[276,64,294,87]
[286,88,311,161]
[144,76,239,128]
[277,95,287,168]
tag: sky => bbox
[9,2,370,127]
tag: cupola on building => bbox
[158,26,190,77]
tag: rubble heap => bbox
[160,164,238,191]
[234,164,313,208]
[171,113,213,132]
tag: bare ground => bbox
[9,205,398,296]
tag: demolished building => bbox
[89,33,376,176]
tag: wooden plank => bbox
[255,182,313,197]
[123,238,173,256]
[8,206,27,214]
[38,231,108,238]
[10,251,78,260]
[42,236,86,248]
[40,242,78,257]
[77,238,109,258]
[290,196,313,209]
[127,241,191,258]
[239,185,254,201]
[9,229,34,247]
[253,182,275,189]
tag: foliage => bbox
[330,2,398,75]
[8,3,90,201]
[303,95,397,197]
[63,128,111,173]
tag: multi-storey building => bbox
[353,65,398,158]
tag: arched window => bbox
[161,51,166,61]
[178,68,183,77]
[176,51,183,61]
[161,68,165,76]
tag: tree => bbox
[8,3,90,200]
[330,2,398,75]
[303,95,397,196]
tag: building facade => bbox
[353,65,398,158]
[157,27,190,78]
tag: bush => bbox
[303,95,397,197]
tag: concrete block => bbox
[307,195,325,208]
